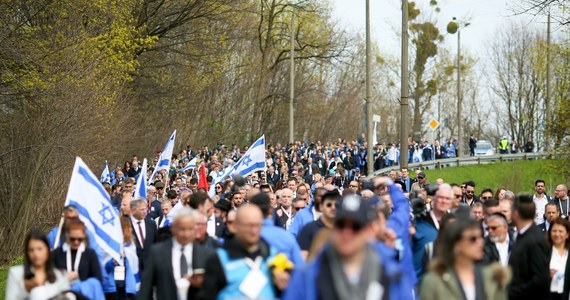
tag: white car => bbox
[474,140,495,156]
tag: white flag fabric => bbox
[180,156,198,173]
[100,161,110,183]
[149,130,176,183]
[134,158,148,200]
[65,157,124,265]
[208,135,266,196]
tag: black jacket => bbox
[481,235,513,265]
[132,217,158,271]
[138,239,211,300]
[196,238,272,300]
[53,247,102,282]
[507,224,550,300]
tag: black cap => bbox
[335,195,376,226]
[417,172,426,179]
[214,199,231,212]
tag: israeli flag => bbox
[180,156,198,173]
[100,161,110,183]
[208,135,266,196]
[149,130,176,183]
[65,157,124,265]
[163,200,184,227]
[134,158,148,200]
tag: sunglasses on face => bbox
[481,196,492,200]
[294,207,304,211]
[466,191,474,194]
[69,237,84,243]
[335,221,362,232]
[463,234,482,243]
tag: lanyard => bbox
[559,199,569,216]
[243,256,263,271]
[64,243,85,273]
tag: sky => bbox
[329,0,549,58]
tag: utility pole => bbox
[456,28,462,157]
[545,11,551,151]
[400,0,409,168]
[365,0,374,175]
[289,4,295,143]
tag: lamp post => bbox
[365,0,374,175]
[289,3,295,143]
[400,0,409,168]
[447,17,469,157]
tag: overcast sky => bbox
[329,0,549,58]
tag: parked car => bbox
[474,140,495,156]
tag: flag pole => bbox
[53,215,65,250]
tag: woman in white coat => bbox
[6,231,70,300]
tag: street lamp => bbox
[447,17,470,157]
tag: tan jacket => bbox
[419,263,511,300]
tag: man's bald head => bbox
[235,205,263,247]
[246,187,260,201]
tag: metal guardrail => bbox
[368,152,559,178]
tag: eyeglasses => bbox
[463,235,482,243]
[69,237,84,243]
[481,196,492,200]
[335,221,362,232]
[216,186,222,189]
[466,191,474,194]
[294,207,304,211]
[418,177,425,180]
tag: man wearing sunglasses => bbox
[284,193,406,300]
[296,190,340,260]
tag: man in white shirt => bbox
[155,201,172,229]
[483,213,512,266]
[533,179,551,224]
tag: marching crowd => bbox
[4,138,569,300]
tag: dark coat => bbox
[507,224,550,300]
[481,235,513,265]
[53,247,102,282]
[138,239,211,300]
[132,217,158,272]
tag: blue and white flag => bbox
[100,161,110,183]
[163,200,184,227]
[149,130,176,183]
[65,157,124,265]
[180,156,198,173]
[208,135,266,196]
[134,158,148,200]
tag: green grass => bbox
[0,256,23,300]
[422,159,567,194]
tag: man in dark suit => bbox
[189,191,225,238]
[139,207,211,300]
[539,202,560,232]
[482,213,513,266]
[130,199,157,272]
[508,193,550,300]
[266,166,279,186]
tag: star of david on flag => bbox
[65,157,124,265]
[209,135,266,196]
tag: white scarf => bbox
[62,242,85,273]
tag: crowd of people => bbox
[4,139,568,300]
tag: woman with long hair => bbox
[419,219,510,300]
[103,216,138,299]
[6,230,70,299]
[548,218,570,300]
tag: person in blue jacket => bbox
[250,192,304,268]
[288,187,326,237]
[371,177,416,300]
[283,193,409,300]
